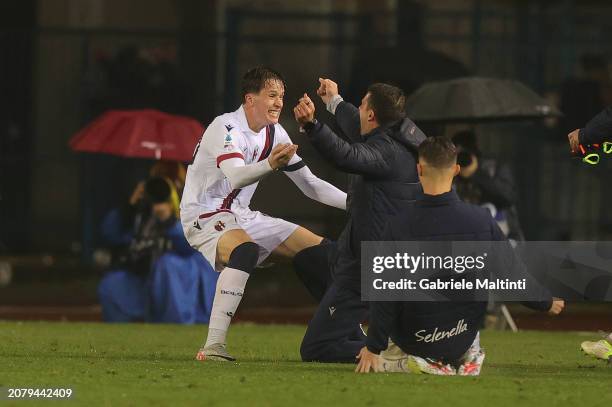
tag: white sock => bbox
[204,267,250,348]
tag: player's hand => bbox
[129,181,146,206]
[268,143,298,170]
[568,129,580,153]
[293,93,315,126]
[548,298,565,315]
[355,346,380,373]
[317,78,339,105]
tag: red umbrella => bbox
[69,109,204,161]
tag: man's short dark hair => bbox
[241,66,286,100]
[418,136,457,168]
[366,83,406,126]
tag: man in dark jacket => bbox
[568,106,612,150]
[355,137,564,375]
[293,79,426,362]
[566,106,612,362]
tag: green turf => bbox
[0,322,610,407]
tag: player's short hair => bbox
[366,83,406,126]
[241,66,286,100]
[418,136,458,168]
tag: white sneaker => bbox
[457,348,486,376]
[581,339,612,362]
[378,358,406,373]
[378,340,415,373]
[404,355,456,376]
[195,343,236,362]
[379,339,407,361]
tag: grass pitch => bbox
[1,322,610,407]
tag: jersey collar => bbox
[236,105,262,136]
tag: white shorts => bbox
[183,209,299,271]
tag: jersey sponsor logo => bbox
[414,319,469,343]
[225,124,234,132]
[214,220,226,231]
[329,306,336,317]
[193,220,201,230]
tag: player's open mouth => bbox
[268,110,280,118]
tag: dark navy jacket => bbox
[366,191,553,361]
[305,101,426,290]
[579,106,612,145]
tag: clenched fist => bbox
[293,93,316,126]
[317,77,339,105]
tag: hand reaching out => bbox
[317,78,339,105]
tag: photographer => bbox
[97,177,218,323]
[452,130,524,241]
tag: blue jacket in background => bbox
[98,207,218,324]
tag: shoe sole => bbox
[195,352,236,362]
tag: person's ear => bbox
[453,164,460,176]
[368,109,375,122]
[417,163,423,178]
[245,93,255,106]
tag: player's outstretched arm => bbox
[318,78,361,142]
[219,143,297,189]
[295,94,392,176]
[309,124,392,176]
[283,165,347,210]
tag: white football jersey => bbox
[180,105,300,229]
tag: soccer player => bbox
[354,137,565,375]
[181,67,347,361]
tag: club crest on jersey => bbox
[252,146,260,161]
[225,124,234,132]
[214,220,226,231]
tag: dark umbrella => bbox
[405,77,561,124]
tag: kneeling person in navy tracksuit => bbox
[355,136,565,375]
